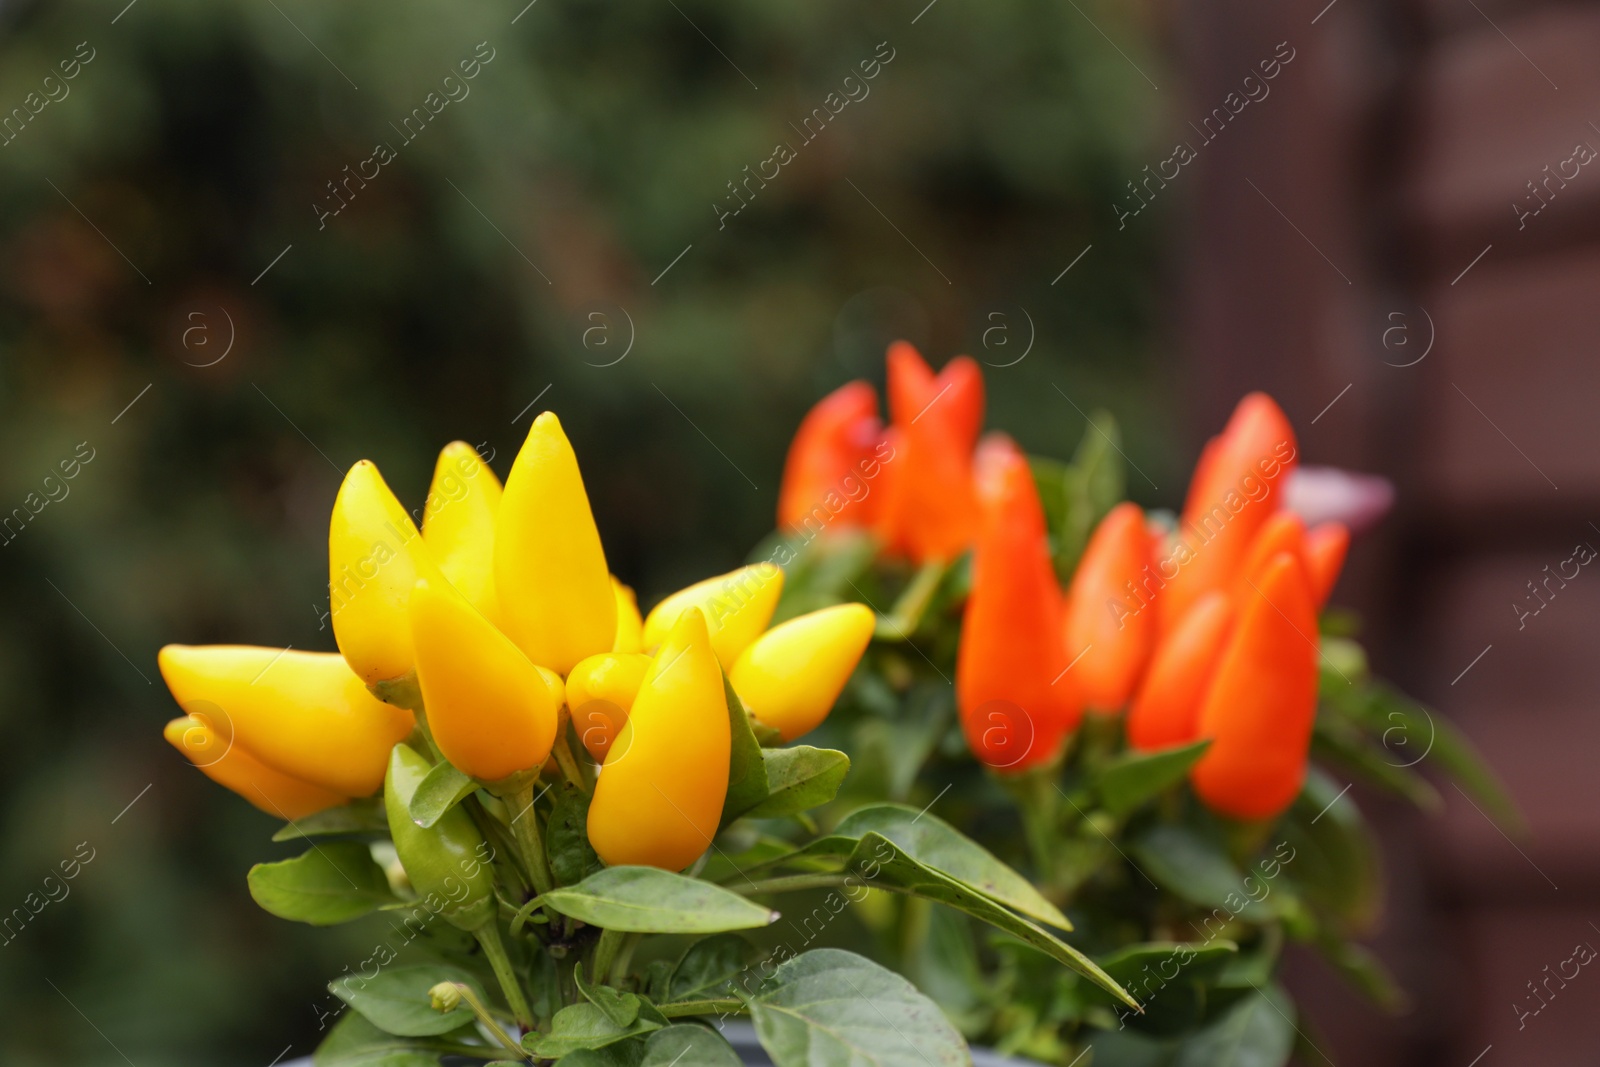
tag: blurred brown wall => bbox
[1175,0,1600,1062]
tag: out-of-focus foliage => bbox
[0,0,1167,1061]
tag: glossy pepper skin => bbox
[956,439,1079,770]
[566,652,651,761]
[877,342,983,563]
[495,412,615,674]
[641,563,783,671]
[158,645,414,797]
[329,461,447,684]
[587,609,730,871]
[1161,393,1299,632]
[611,577,644,654]
[730,603,875,741]
[777,381,882,530]
[1063,502,1158,712]
[384,744,496,930]
[1234,511,1306,599]
[1190,552,1319,820]
[409,577,562,783]
[421,442,502,624]
[1303,522,1350,606]
[1125,591,1233,752]
[163,715,348,819]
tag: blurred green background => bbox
[0,0,1175,1061]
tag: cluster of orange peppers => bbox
[779,345,1353,821]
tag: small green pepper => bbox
[384,743,496,932]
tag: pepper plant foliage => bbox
[164,411,1140,1067]
[247,678,1128,1065]
[764,408,1517,1066]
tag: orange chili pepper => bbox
[1160,393,1299,631]
[878,341,983,563]
[956,438,1078,770]
[1190,551,1319,820]
[1125,591,1233,752]
[1063,503,1157,712]
[1303,522,1349,607]
[777,380,882,531]
[1233,511,1306,600]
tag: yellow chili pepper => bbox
[409,577,562,783]
[641,563,784,670]
[730,603,875,741]
[612,577,644,654]
[157,645,414,797]
[421,442,502,623]
[494,412,615,674]
[587,608,730,871]
[566,652,651,761]
[162,715,348,819]
[329,460,446,684]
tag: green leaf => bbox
[1280,769,1379,931]
[528,1000,665,1059]
[1173,983,1295,1067]
[406,762,478,830]
[667,934,754,1002]
[1130,825,1276,922]
[748,948,968,1067]
[845,680,951,803]
[547,784,603,886]
[1313,935,1409,1013]
[576,965,642,1027]
[248,842,398,926]
[555,1044,644,1067]
[330,964,483,1037]
[845,832,1137,1010]
[1312,714,1441,811]
[1085,941,1239,1036]
[540,867,778,933]
[1041,411,1126,581]
[272,798,388,842]
[313,1010,442,1067]
[640,1025,742,1066]
[721,676,771,826]
[1369,683,1520,830]
[742,747,850,819]
[833,803,1070,930]
[1098,740,1211,817]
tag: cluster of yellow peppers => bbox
[160,413,874,872]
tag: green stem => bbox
[876,559,947,639]
[551,732,589,793]
[475,922,534,1030]
[1013,768,1060,892]
[441,979,527,1057]
[590,927,625,985]
[509,784,555,897]
[610,933,641,984]
[731,873,852,896]
[659,998,746,1019]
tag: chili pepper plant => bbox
[159,412,1140,1066]
[760,344,1518,1066]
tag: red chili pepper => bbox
[1063,503,1158,713]
[878,341,984,563]
[1233,511,1306,600]
[1161,393,1299,632]
[1125,590,1233,752]
[1190,551,1319,820]
[956,437,1079,770]
[777,380,883,530]
[1303,522,1349,606]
